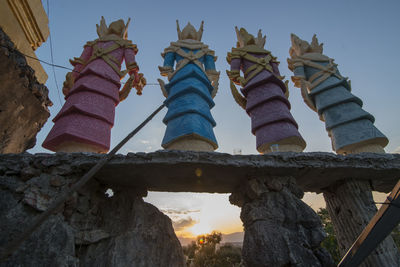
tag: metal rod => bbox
[0,103,166,262]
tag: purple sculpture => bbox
[43,17,145,153]
[227,27,306,153]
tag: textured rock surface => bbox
[0,153,185,266]
[324,179,400,266]
[1,151,398,193]
[0,27,52,153]
[1,151,399,266]
[231,177,335,267]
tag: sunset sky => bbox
[29,0,400,239]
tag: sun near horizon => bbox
[145,190,390,241]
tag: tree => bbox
[317,208,400,264]
[183,241,197,262]
[214,244,242,267]
[317,208,341,264]
[182,231,242,267]
[391,224,400,247]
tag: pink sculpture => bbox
[43,17,145,153]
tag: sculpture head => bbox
[96,16,130,40]
[176,20,204,41]
[289,33,323,58]
[235,27,266,48]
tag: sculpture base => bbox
[55,141,106,153]
[258,136,304,153]
[164,137,215,152]
[340,144,385,154]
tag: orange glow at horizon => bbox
[171,193,244,238]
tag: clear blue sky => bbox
[30,0,400,237]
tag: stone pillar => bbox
[230,177,335,266]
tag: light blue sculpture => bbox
[288,34,388,154]
[158,21,219,151]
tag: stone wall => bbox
[0,153,185,266]
[0,27,52,153]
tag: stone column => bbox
[230,177,335,266]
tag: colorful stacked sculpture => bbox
[227,27,306,153]
[43,17,145,153]
[158,21,219,151]
[288,34,388,154]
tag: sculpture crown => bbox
[289,33,323,58]
[176,20,204,41]
[96,16,130,40]
[235,27,266,48]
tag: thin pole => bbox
[0,103,166,262]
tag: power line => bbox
[0,44,160,87]
[46,0,63,106]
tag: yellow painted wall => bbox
[0,0,49,83]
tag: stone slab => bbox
[1,151,398,193]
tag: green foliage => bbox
[182,231,242,267]
[183,241,197,261]
[214,245,242,267]
[391,224,400,248]
[317,209,400,263]
[317,208,400,265]
[317,208,341,264]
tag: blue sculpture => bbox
[288,34,388,154]
[158,21,219,151]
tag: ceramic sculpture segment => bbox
[227,27,306,153]
[42,17,144,153]
[288,34,388,154]
[158,21,219,151]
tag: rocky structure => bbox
[288,34,400,266]
[0,152,185,266]
[0,28,52,153]
[230,177,335,266]
[1,151,399,266]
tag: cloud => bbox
[173,217,197,231]
[393,146,400,154]
[161,208,201,215]
[140,140,150,144]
